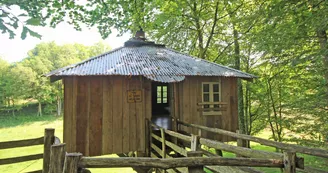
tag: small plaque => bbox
[127,90,142,103]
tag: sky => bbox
[0,22,130,63]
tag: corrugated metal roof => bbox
[45,44,256,83]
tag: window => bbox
[202,82,221,115]
[157,86,168,103]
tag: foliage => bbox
[0,0,84,39]
[1,0,328,146]
[0,41,111,116]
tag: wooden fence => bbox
[44,118,328,173]
[0,128,58,173]
[174,119,328,173]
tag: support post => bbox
[43,128,55,173]
[191,134,200,151]
[187,151,205,173]
[145,119,150,157]
[160,128,166,158]
[49,143,66,173]
[63,153,82,173]
[283,151,296,173]
[172,118,178,145]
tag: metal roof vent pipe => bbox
[135,28,146,41]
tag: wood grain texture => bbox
[79,157,284,169]
[112,77,123,153]
[0,137,43,149]
[76,78,88,154]
[89,77,103,156]
[102,77,113,154]
[64,78,73,152]
[71,77,78,152]
[122,78,130,153]
[0,154,43,165]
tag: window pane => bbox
[157,91,161,98]
[213,94,220,102]
[163,98,167,103]
[203,94,209,102]
[157,98,161,103]
[204,104,210,112]
[203,84,209,92]
[162,86,167,92]
[163,90,167,98]
[213,84,219,92]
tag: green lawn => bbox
[0,115,135,173]
[0,115,327,173]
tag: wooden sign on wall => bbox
[127,90,142,103]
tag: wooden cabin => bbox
[46,31,255,156]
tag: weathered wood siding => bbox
[173,76,238,142]
[64,76,151,156]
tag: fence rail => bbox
[0,128,57,173]
[177,120,328,158]
[176,119,328,173]
[0,137,44,149]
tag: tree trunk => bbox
[316,30,328,103]
[233,27,246,146]
[57,96,62,116]
[37,102,42,116]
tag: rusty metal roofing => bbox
[45,43,256,83]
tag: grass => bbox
[0,114,327,173]
[0,114,135,173]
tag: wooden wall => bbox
[64,76,151,156]
[173,76,238,142]
[63,75,238,156]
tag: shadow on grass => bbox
[0,114,62,129]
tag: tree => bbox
[0,0,84,39]
[21,41,111,116]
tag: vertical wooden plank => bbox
[76,78,88,154]
[222,78,231,142]
[182,78,190,133]
[129,78,138,152]
[43,128,55,173]
[64,78,73,152]
[122,78,130,153]
[187,151,205,173]
[140,78,150,152]
[112,76,123,153]
[71,77,77,152]
[230,78,238,142]
[283,151,296,173]
[196,77,203,137]
[190,77,198,134]
[89,77,103,156]
[85,79,90,156]
[160,128,166,158]
[102,77,114,154]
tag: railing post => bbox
[191,134,200,151]
[49,143,66,173]
[160,128,166,158]
[172,118,179,145]
[283,151,296,173]
[63,153,82,173]
[43,128,55,173]
[145,119,150,157]
[187,151,204,173]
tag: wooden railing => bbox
[0,128,58,173]
[176,119,328,173]
[148,120,304,173]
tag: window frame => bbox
[201,82,222,115]
[156,85,168,104]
